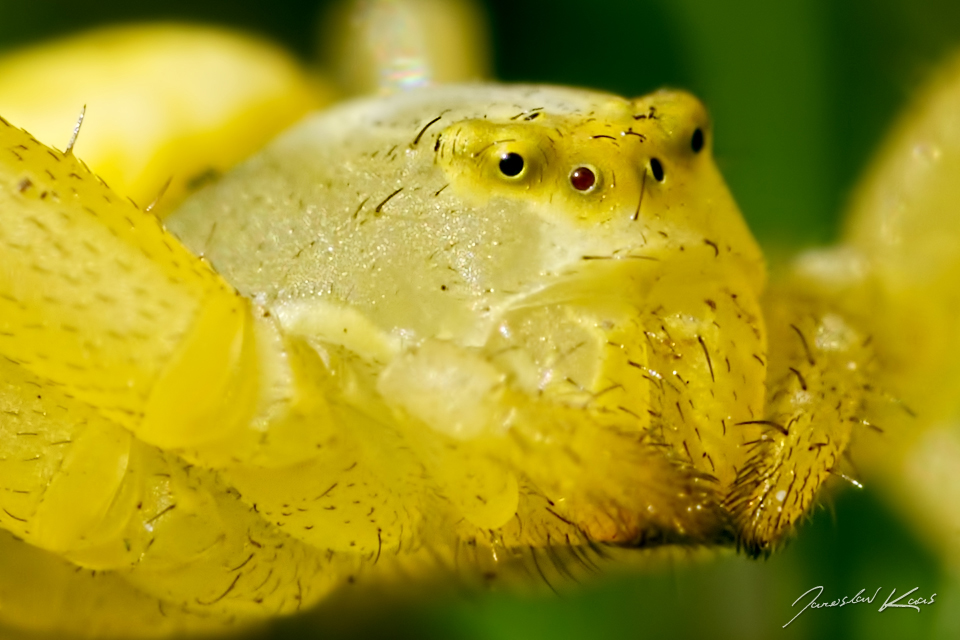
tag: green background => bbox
[1,1,958,638]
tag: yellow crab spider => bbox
[0,2,959,638]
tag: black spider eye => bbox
[650,158,665,182]
[498,152,525,177]
[691,128,705,153]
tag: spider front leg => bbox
[0,117,342,468]
[0,353,352,629]
[725,281,877,554]
[0,118,417,593]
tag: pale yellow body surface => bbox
[0,12,959,640]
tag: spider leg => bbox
[1,118,432,569]
[0,354,352,631]
[724,285,873,555]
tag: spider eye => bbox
[569,166,597,192]
[498,152,525,177]
[650,158,665,182]
[691,128,705,153]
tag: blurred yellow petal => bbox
[0,23,335,214]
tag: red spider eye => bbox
[570,166,597,192]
